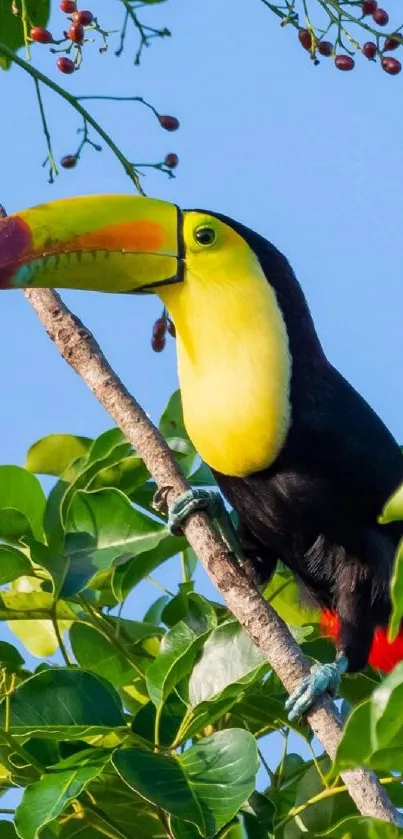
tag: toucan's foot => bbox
[164,488,244,562]
[284,655,348,722]
[166,489,224,535]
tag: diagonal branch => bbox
[19,283,403,827]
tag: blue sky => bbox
[1,0,403,815]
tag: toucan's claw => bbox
[285,655,348,721]
[167,489,225,535]
[166,489,245,563]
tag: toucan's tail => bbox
[320,610,403,673]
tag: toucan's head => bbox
[0,193,322,476]
[0,194,261,296]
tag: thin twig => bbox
[51,609,73,666]
[0,42,145,194]
[276,774,403,831]
[33,78,58,184]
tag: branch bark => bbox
[22,285,402,827]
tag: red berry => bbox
[334,54,355,70]
[60,0,76,11]
[73,10,94,25]
[318,40,333,56]
[56,56,75,73]
[384,34,401,51]
[164,153,179,169]
[30,26,53,44]
[151,318,167,352]
[298,28,312,50]
[362,0,377,13]
[373,8,389,25]
[362,41,377,58]
[158,115,180,132]
[381,56,402,74]
[167,319,176,338]
[61,155,77,168]
[68,22,84,42]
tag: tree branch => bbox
[19,284,403,827]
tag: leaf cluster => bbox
[0,392,402,838]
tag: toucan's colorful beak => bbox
[0,194,182,293]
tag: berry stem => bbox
[33,77,58,184]
[77,93,161,120]
[117,0,171,64]
[115,7,130,57]
[0,40,145,195]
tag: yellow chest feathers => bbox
[160,252,291,477]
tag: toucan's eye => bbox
[194,226,217,246]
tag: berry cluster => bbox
[29,5,179,183]
[60,114,180,173]
[30,1,100,75]
[151,311,176,353]
[295,0,402,74]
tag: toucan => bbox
[1,194,403,719]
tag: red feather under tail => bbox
[320,610,403,673]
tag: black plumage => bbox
[210,213,403,673]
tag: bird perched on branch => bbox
[1,194,402,718]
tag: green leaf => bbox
[0,545,32,584]
[15,749,110,839]
[69,622,160,702]
[189,462,217,487]
[180,548,198,581]
[144,595,170,624]
[0,825,19,839]
[86,428,130,464]
[0,640,25,670]
[0,589,76,621]
[44,480,69,552]
[26,540,68,598]
[0,0,50,70]
[379,481,403,524]
[389,539,403,640]
[0,509,33,543]
[318,815,403,838]
[70,620,156,717]
[26,434,92,477]
[189,620,268,707]
[218,824,246,839]
[371,662,403,751]
[112,533,185,601]
[60,431,133,525]
[242,791,275,839]
[170,818,203,839]
[0,667,125,738]
[6,577,72,658]
[334,665,403,773]
[263,569,318,627]
[161,583,196,627]
[159,391,194,459]
[146,595,217,707]
[332,700,372,773]
[65,489,184,595]
[28,537,100,601]
[227,682,305,740]
[132,694,187,747]
[90,455,149,498]
[113,729,259,838]
[60,766,163,839]
[283,759,334,838]
[0,466,46,541]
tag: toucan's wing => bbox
[292,365,403,523]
